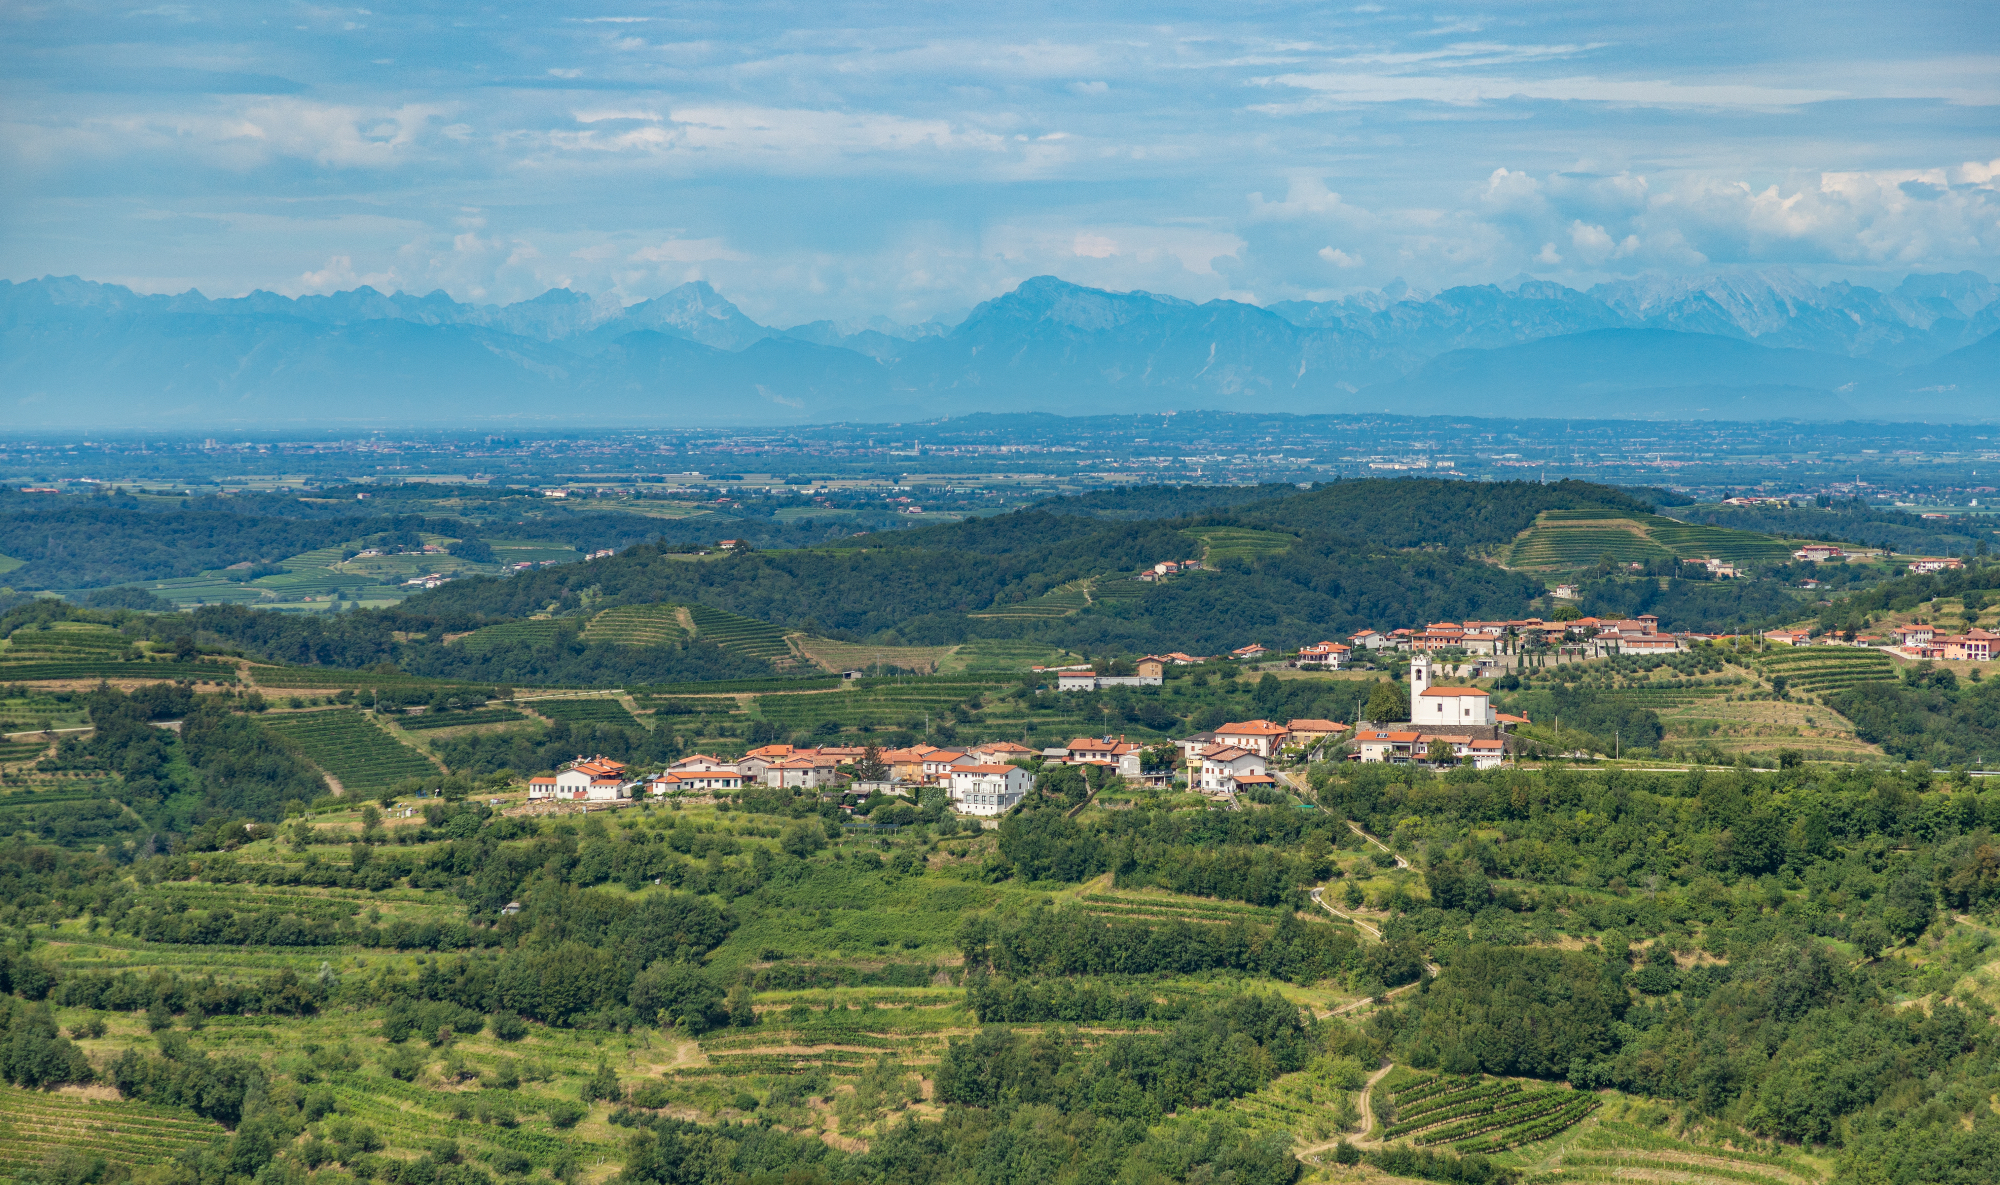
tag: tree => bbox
[854,744,889,782]
[1426,738,1455,766]
[1363,680,1408,723]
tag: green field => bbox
[751,681,1004,736]
[257,709,438,794]
[0,553,24,576]
[1504,511,1800,570]
[948,639,1077,672]
[527,697,642,728]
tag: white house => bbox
[648,770,743,795]
[530,756,631,801]
[1409,654,1495,726]
[948,764,1035,815]
[1296,641,1351,669]
[1056,669,1161,690]
[1195,745,1267,796]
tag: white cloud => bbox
[1252,72,1848,112]
[630,238,744,263]
[298,254,397,293]
[1073,232,1117,258]
[1318,246,1362,267]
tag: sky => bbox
[4,1,1998,327]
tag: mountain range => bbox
[3,268,1996,427]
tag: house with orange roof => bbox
[1213,719,1290,757]
[1409,654,1494,726]
[1295,641,1351,669]
[1412,623,1467,652]
[530,754,633,801]
[879,745,940,782]
[1194,745,1267,797]
[1284,719,1347,745]
[647,769,744,795]
[1355,730,1424,763]
[967,740,1035,764]
[1232,643,1272,660]
[764,755,841,790]
[919,750,977,782]
[1944,629,1996,662]
[1064,735,1144,777]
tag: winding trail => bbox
[1297,1060,1398,1162]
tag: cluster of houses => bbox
[525,649,1525,818]
[1883,624,1996,661]
[1135,560,1205,582]
[527,738,1078,817]
[1323,614,1691,661]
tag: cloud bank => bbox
[2,1,1995,326]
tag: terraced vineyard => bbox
[1076,891,1291,925]
[969,581,1091,619]
[1643,517,1801,564]
[248,666,513,693]
[1379,1072,1599,1153]
[1189,527,1296,562]
[528,697,642,727]
[0,622,236,683]
[392,706,528,731]
[0,1086,225,1173]
[949,639,1077,672]
[752,681,1003,735]
[684,603,794,661]
[0,739,51,762]
[792,636,957,675]
[455,618,566,653]
[583,604,687,646]
[641,696,747,718]
[1504,510,1800,570]
[257,709,437,794]
[1753,646,1898,694]
[1506,518,1676,568]
[1090,576,1153,603]
[1541,1119,1822,1185]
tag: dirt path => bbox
[1347,820,1411,868]
[1297,1060,1396,1163]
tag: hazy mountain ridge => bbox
[2,269,1995,426]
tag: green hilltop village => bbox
[6,477,2000,1185]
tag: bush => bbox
[547,1099,588,1128]
[490,1009,529,1041]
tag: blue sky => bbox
[4,1,1996,326]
